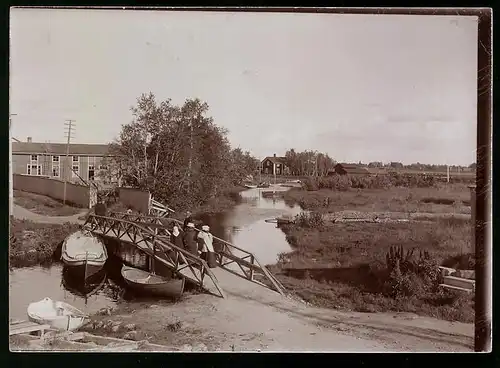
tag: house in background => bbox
[12,137,112,184]
[261,154,289,176]
[328,163,372,176]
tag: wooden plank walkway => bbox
[10,320,51,336]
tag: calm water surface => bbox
[9,186,302,320]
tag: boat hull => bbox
[27,298,89,332]
[61,261,105,280]
[61,231,108,280]
[62,266,107,299]
[121,266,185,299]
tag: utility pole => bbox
[63,120,76,204]
[9,113,17,217]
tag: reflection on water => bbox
[9,186,303,318]
[9,264,118,321]
[196,187,302,265]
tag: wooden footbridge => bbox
[82,212,286,299]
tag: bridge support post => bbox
[249,255,255,281]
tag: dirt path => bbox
[12,205,474,352]
[12,204,87,225]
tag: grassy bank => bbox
[283,183,471,214]
[269,215,474,323]
[14,190,84,216]
[9,218,80,268]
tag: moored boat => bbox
[244,184,258,189]
[27,297,89,331]
[62,266,107,300]
[121,265,185,299]
[61,231,108,280]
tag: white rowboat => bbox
[27,297,90,332]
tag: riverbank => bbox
[10,217,80,268]
[14,190,84,216]
[283,184,472,215]
[268,214,474,323]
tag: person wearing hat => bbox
[183,211,193,231]
[197,225,217,268]
[182,222,198,258]
[170,225,185,264]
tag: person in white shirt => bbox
[197,225,217,268]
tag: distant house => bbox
[261,154,289,176]
[12,137,113,183]
[328,163,372,176]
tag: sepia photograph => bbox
[8,7,491,353]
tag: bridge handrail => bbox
[109,212,254,257]
[106,211,286,295]
[85,214,212,269]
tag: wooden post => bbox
[469,185,476,253]
[249,255,255,281]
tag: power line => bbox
[63,119,76,204]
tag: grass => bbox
[269,216,474,323]
[283,183,472,215]
[9,217,80,268]
[14,190,84,216]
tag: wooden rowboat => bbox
[121,265,185,299]
[61,231,108,280]
[27,297,89,332]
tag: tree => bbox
[100,93,259,210]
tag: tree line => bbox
[99,93,260,210]
[283,149,336,176]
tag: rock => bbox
[123,331,138,341]
[149,304,160,309]
[180,344,193,351]
[94,321,105,329]
[192,343,208,352]
[111,321,122,327]
[111,325,120,333]
[452,270,475,280]
[124,323,137,331]
[439,266,456,277]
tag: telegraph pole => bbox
[63,120,76,204]
[9,113,17,217]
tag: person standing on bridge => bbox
[197,225,217,268]
[183,211,193,231]
[183,222,198,257]
[170,225,185,265]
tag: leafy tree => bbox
[100,93,259,210]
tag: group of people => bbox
[170,211,218,269]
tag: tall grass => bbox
[303,173,439,191]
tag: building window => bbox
[27,164,42,176]
[52,165,60,178]
[30,155,38,163]
[52,155,60,163]
[88,164,95,181]
[71,165,79,178]
[99,165,108,170]
[72,156,79,163]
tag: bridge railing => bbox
[83,214,225,298]
[107,211,286,295]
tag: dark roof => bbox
[12,142,110,156]
[262,156,287,165]
[335,163,371,175]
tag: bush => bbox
[295,212,324,228]
[302,172,437,192]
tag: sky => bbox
[10,9,478,165]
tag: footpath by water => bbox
[9,186,302,321]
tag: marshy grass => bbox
[270,216,474,322]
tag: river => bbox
[9,186,302,321]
